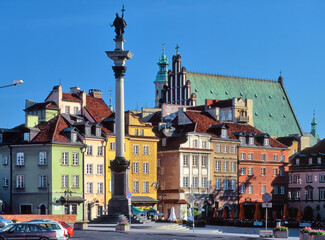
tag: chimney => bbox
[70,87,81,94]
[89,89,102,99]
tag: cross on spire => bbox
[121,5,125,18]
[175,44,180,54]
[162,41,165,52]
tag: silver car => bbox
[0,216,13,228]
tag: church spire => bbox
[311,110,318,137]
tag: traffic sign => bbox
[262,203,272,208]
[262,193,272,203]
[126,191,132,199]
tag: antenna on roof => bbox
[59,78,62,86]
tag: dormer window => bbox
[308,158,313,165]
[239,136,245,145]
[24,133,30,141]
[296,158,300,165]
[264,138,269,146]
[0,134,2,143]
[65,106,70,114]
[249,137,254,145]
[202,141,207,149]
[71,132,77,142]
[96,127,101,137]
[74,107,78,115]
[193,139,198,148]
[85,127,91,136]
[221,129,227,138]
[317,157,322,165]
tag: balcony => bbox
[237,116,249,123]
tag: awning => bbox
[131,196,158,205]
[59,196,85,204]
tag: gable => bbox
[187,72,302,137]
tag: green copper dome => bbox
[155,47,169,83]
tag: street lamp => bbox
[159,194,166,219]
[0,80,24,89]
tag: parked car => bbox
[0,216,13,228]
[58,221,74,238]
[32,221,68,240]
[29,219,55,222]
[0,223,57,239]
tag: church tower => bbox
[311,110,318,138]
[154,44,169,108]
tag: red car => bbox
[58,221,74,238]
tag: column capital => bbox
[112,66,127,79]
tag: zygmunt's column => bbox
[105,8,133,221]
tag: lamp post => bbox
[0,80,23,89]
[159,194,166,219]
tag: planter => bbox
[115,224,130,231]
[74,222,88,230]
[274,230,288,238]
[309,235,325,240]
[299,232,309,240]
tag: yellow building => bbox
[105,111,159,210]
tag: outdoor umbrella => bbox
[168,207,177,221]
[222,208,227,219]
[239,203,245,220]
[282,204,289,221]
[296,205,302,222]
[254,203,261,221]
[132,206,143,215]
[230,209,235,219]
[212,208,217,218]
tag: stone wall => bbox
[0,214,77,223]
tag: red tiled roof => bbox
[62,93,81,102]
[25,101,58,111]
[206,99,233,108]
[85,95,112,122]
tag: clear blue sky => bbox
[0,0,324,138]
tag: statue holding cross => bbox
[111,5,127,39]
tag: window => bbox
[85,127,91,136]
[202,141,207,149]
[294,175,301,184]
[216,161,221,172]
[135,129,139,135]
[240,136,245,145]
[202,177,207,188]
[240,153,246,160]
[72,153,79,165]
[273,155,278,161]
[133,162,139,174]
[143,162,149,174]
[231,146,236,154]
[140,129,144,136]
[65,106,70,114]
[240,167,246,175]
[294,190,300,200]
[183,155,189,167]
[320,174,325,183]
[109,142,115,151]
[133,181,139,193]
[306,189,313,200]
[133,145,139,154]
[264,138,269,146]
[16,175,24,188]
[248,153,253,160]
[2,156,8,165]
[39,175,47,188]
[201,155,207,167]
[220,111,225,121]
[317,157,322,165]
[24,132,30,141]
[3,177,8,187]
[73,175,79,188]
[96,127,101,137]
[223,161,228,172]
[289,175,292,184]
[280,155,285,162]
[62,152,68,165]
[87,182,93,193]
[261,154,266,161]
[261,168,266,176]
[62,175,69,188]
[241,185,245,194]
[86,145,93,155]
[97,146,103,156]
[193,139,198,148]
[249,137,254,145]
[261,185,266,194]
[192,155,198,166]
[248,167,253,176]
[97,182,104,194]
[74,107,78,115]
[320,189,325,200]
[39,152,47,165]
[86,164,93,174]
[223,145,229,153]
[274,186,278,194]
[248,185,253,194]
[143,145,149,155]
[273,168,278,176]
[280,186,285,195]
[288,191,292,200]
[223,179,229,190]
[227,110,232,121]
[97,164,103,175]
[16,153,24,166]
[183,177,189,188]
[193,177,198,187]
[216,145,221,153]
[143,181,149,193]
[231,179,236,190]
[280,167,285,176]
[231,162,236,173]
[308,158,313,165]
[296,158,300,165]
[221,129,227,138]
[215,179,221,190]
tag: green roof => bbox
[187,72,303,136]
